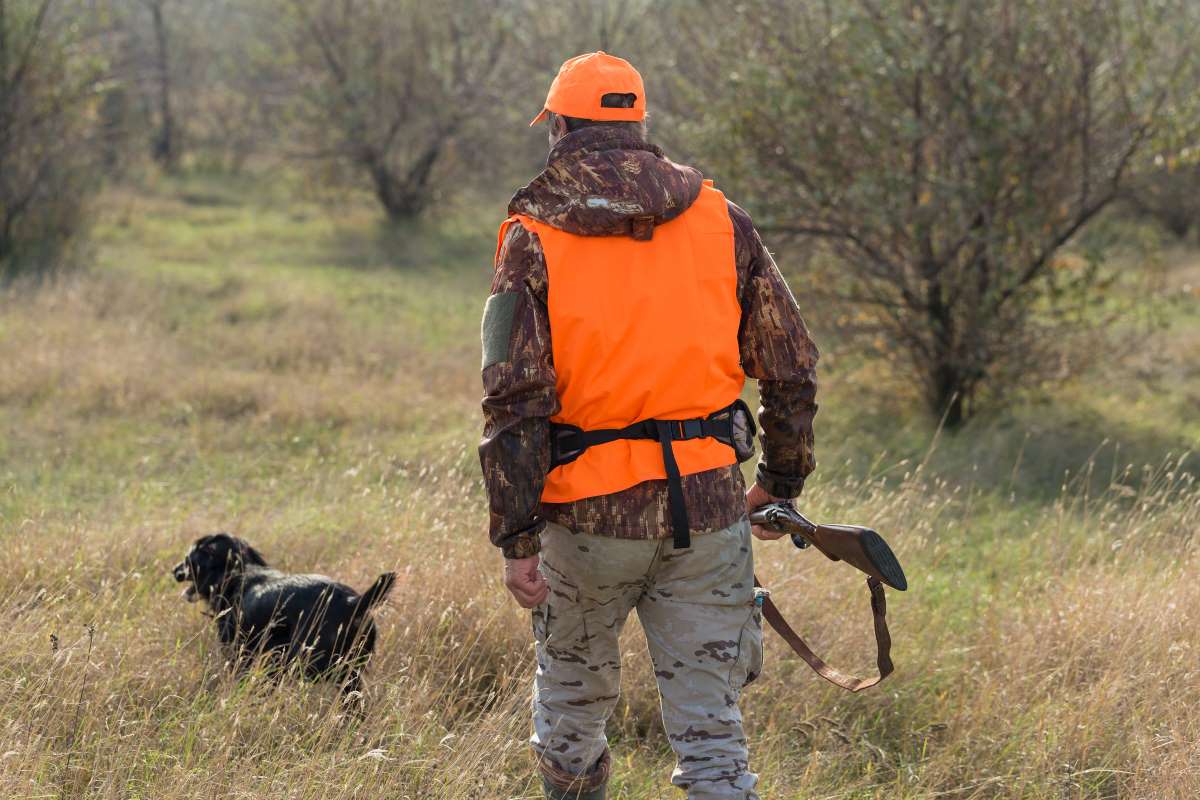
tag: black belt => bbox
[548,400,752,549]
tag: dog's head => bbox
[172,533,268,603]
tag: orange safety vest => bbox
[496,181,745,544]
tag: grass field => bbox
[1,172,1197,799]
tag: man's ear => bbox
[548,112,568,144]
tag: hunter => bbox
[479,52,819,800]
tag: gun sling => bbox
[754,574,893,692]
[548,400,754,550]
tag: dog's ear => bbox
[240,542,267,567]
[221,534,267,567]
[198,534,243,571]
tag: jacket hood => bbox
[507,127,704,240]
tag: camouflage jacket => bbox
[480,126,819,559]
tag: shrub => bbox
[0,0,113,282]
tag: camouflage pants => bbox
[531,518,763,800]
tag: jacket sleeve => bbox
[479,220,559,559]
[729,202,819,498]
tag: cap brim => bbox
[529,108,549,127]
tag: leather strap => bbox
[754,574,893,692]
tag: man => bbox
[479,52,818,800]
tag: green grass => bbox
[0,173,1197,799]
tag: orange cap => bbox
[529,51,646,126]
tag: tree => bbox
[679,0,1198,426]
[109,0,205,171]
[280,0,512,221]
[129,0,288,174]
[142,0,177,169]
[0,0,112,280]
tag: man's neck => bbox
[546,125,659,166]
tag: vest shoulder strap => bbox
[495,215,547,269]
[494,217,515,268]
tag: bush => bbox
[0,0,112,282]
[677,0,1199,426]
[271,0,516,222]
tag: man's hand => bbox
[745,482,789,541]
[504,555,549,608]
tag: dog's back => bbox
[240,571,388,677]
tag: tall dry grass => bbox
[1,207,1198,798]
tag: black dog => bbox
[172,533,395,695]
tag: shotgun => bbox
[747,500,907,691]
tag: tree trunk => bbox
[930,360,967,430]
[368,163,426,222]
[148,1,177,170]
[920,266,969,428]
[0,203,16,265]
[0,1,9,92]
[1164,212,1192,240]
[362,141,443,222]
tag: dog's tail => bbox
[355,572,397,612]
